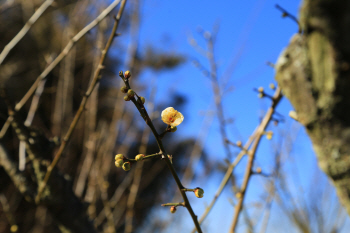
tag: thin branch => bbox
[0,144,36,201]
[35,0,126,203]
[206,30,233,160]
[0,194,17,230]
[125,75,154,233]
[0,0,122,139]
[0,0,54,65]
[191,131,256,233]
[275,4,301,33]
[119,73,203,233]
[191,87,282,233]
[229,87,282,232]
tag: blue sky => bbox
[116,0,350,232]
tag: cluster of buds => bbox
[114,154,131,171]
[119,70,131,80]
[258,87,264,98]
[123,89,135,101]
[256,85,275,100]
[119,71,145,104]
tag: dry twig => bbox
[35,0,127,203]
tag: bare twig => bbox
[191,130,256,233]
[0,0,54,65]
[0,0,122,139]
[275,4,301,33]
[125,74,154,233]
[0,194,17,230]
[74,13,106,198]
[119,73,203,233]
[35,0,127,203]
[191,87,282,233]
[229,87,282,232]
[206,30,233,160]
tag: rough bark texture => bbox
[275,0,350,215]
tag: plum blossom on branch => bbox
[161,107,184,127]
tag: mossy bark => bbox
[275,0,350,215]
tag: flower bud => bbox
[170,126,177,132]
[124,70,131,79]
[269,83,275,90]
[118,71,124,78]
[140,96,145,104]
[135,154,145,161]
[115,154,124,160]
[236,192,242,199]
[127,89,135,98]
[124,95,131,101]
[256,167,262,173]
[236,140,242,147]
[122,162,131,171]
[258,93,264,98]
[194,188,204,198]
[10,225,18,232]
[258,87,264,93]
[266,131,273,140]
[170,206,177,214]
[115,159,124,168]
[120,86,128,93]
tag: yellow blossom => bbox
[161,107,184,127]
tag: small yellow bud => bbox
[194,188,204,198]
[10,225,18,232]
[236,140,242,147]
[122,162,131,171]
[236,192,242,199]
[124,70,131,79]
[258,93,264,98]
[140,96,145,104]
[115,159,124,168]
[135,154,145,161]
[115,154,124,160]
[269,83,275,90]
[258,87,264,93]
[124,95,131,101]
[266,131,273,140]
[256,167,262,173]
[170,206,177,214]
[170,126,177,132]
[127,89,135,98]
[120,86,128,93]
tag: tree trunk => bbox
[275,0,350,214]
